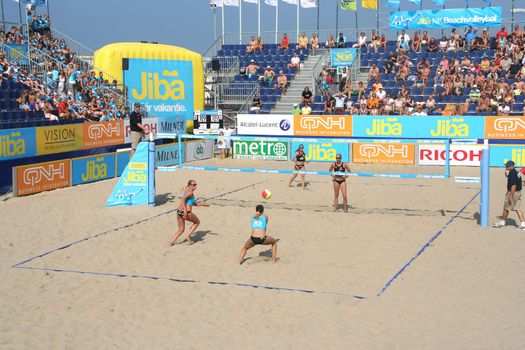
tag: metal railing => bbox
[50,27,95,57]
[203,35,224,60]
[236,84,260,114]
[203,56,240,76]
[219,82,259,105]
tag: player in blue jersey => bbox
[239,204,278,264]
[169,179,210,246]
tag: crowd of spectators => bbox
[301,25,525,116]
[0,20,129,125]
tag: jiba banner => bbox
[330,48,357,67]
[390,7,501,30]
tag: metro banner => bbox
[390,7,502,30]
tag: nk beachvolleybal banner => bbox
[106,141,155,206]
[330,48,357,67]
[390,7,501,30]
[124,58,194,134]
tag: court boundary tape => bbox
[377,190,480,297]
[10,181,367,299]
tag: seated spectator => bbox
[447,37,457,52]
[301,86,313,105]
[439,36,448,51]
[278,33,289,50]
[376,86,386,102]
[383,55,395,74]
[426,95,436,114]
[275,70,288,95]
[250,93,263,113]
[397,30,410,44]
[464,25,477,47]
[456,35,466,51]
[411,105,427,116]
[246,59,259,78]
[261,66,275,85]
[352,32,367,48]
[393,94,405,115]
[298,32,308,49]
[476,93,491,113]
[332,91,347,114]
[379,34,387,52]
[420,31,430,51]
[368,63,380,82]
[427,37,438,52]
[337,32,346,48]
[310,33,319,55]
[411,31,421,52]
[324,95,334,114]
[246,36,257,54]
[369,30,381,53]
[301,102,312,115]
[292,103,301,115]
[481,29,490,49]
[287,53,300,73]
[255,37,263,51]
[397,36,409,53]
[325,34,336,48]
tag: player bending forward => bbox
[239,204,278,264]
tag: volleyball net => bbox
[156,133,452,179]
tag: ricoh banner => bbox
[390,7,502,30]
[418,144,483,167]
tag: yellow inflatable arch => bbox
[93,42,204,132]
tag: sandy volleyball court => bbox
[1,159,524,349]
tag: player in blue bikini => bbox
[169,179,210,246]
[239,204,278,264]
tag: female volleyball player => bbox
[288,144,306,189]
[329,153,351,212]
[239,204,278,264]
[169,179,210,246]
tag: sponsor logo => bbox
[294,115,352,137]
[81,157,108,182]
[124,118,158,143]
[365,117,402,136]
[418,144,483,166]
[83,121,125,148]
[36,124,83,155]
[353,143,415,165]
[233,140,288,161]
[132,70,186,101]
[16,160,71,196]
[123,171,147,183]
[0,131,26,158]
[485,116,525,139]
[279,119,291,131]
[505,148,525,167]
[429,118,469,137]
[295,142,349,162]
[194,142,205,159]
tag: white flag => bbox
[243,0,258,3]
[300,0,316,7]
[210,0,223,7]
[282,0,298,4]
[223,0,240,6]
[265,0,277,5]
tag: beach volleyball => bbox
[262,189,272,200]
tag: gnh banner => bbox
[390,7,501,30]
[106,141,156,206]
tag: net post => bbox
[480,142,490,228]
[445,139,451,178]
[178,133,183,168]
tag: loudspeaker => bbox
[211,59,221,72]
[122,58,129,71]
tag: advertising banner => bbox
[36,124,83,155]
[489,145,525,167]
[14,159,71,196]
[5,44,28,65]
[330,48,357,67]
[116,149,131,177]
[233,140,289,161]
[352,142,415,165]
[484,116,525,140]
[237,114,293,136]
[291,142,349,162]
[106,141,152,206]
[124,58,194,133]
[72,153,116,185]
[156,142,185,167]
[294,115,352,137]
[352,116,485,139]
[390,7,502,30]
[418,144,483,166]
[193,110,223,132]
[124,117,159,143]
[184,140,214,162]
[82,121,125,149]
[0,128,37,161]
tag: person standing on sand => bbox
[493,160,525,230]
[239,204,278,264]
[169,180,210,245]
[329,153,351,212]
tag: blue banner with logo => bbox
[156,143,185,166]
[106,141,154,206]
[5,44,28,65]
[116,150,131,177]
[390,7,501,30]
[330,48,357,67]
[0,128,37,161]
[352,116,485,139]
[489,145,525,167]
[124,58,194,134]
[291,142,349,162]
[72,153,116,185]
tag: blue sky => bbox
[1,0,518,54]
